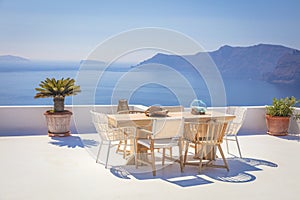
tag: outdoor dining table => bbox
[107,110,235,164]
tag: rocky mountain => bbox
[137,53,191,69]
[264,50,300,84]
[209,44,294,78]
[136,44,299,84]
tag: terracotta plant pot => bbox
[265,114,290,136]
[44,110,72,137]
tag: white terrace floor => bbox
[1,133,300,200]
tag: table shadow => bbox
[110,157,277,187]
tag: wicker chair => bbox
[183,120,229,173]
[90,110,136,168]
[116,99,144,114]
[224,106,247,158]
[157,106,184,157]
[135,118,184,176]
[116,110,144,157]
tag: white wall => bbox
[0,106,52,136]
[0,105,299,136]
[239,106,268,135]
[0,105,146,136]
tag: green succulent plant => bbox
[34,77,81,112]
[266,96,299,117]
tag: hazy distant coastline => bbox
[135,44,300,85]
[1,43,300,85]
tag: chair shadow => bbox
[49,135,98,148]
[202,157,277,183]
[110,157,278,187]
[110,164,214,186]
[273,134,300,142]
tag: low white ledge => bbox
[0,105,299,136]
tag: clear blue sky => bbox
[0,0,299,61]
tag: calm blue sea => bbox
[0,62,299,107]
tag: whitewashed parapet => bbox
[0,105,298,136]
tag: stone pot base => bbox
[48,131,71,137]
[267,131,288,136]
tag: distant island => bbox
[135,44,300,85]
[79,59,106,65]
[0,55,30,63]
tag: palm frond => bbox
[34,77,81,99]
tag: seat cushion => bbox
[138,138,179,149]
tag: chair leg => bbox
[235,135,242,158]
[198,145,205,174]
[123,139,128,159]
[134,139,138,169]
[225,136,230,154]
[169,147,172,159]
[178,139,183,172]
[96,140,103,163]
[116,140,122,153]
[183,141,190,167]
[217,144,229,171]
[150,148,156,176]
[162,148,166,166]
[194,143,198,155]
[105,141,111,169]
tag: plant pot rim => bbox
[44,110,72,115]
[265,114,290,119]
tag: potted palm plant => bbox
[266,96,299,136]
[34,77,81,137]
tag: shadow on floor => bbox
[49,135,98,148]
[109,157,278,187]
[274,134,300,142]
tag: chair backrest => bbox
[117,99,130,113]
[152,118,184,139]
[90,110,125,141]
[161,106,184,112]
[90,110,109,140]
[226,107,247,136]
[184,120,226,145]
[184,122,203,142]
[205,120,226,145]
[90,110,108,124]
[226,106,247,124]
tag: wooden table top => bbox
[107,111,235,128]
